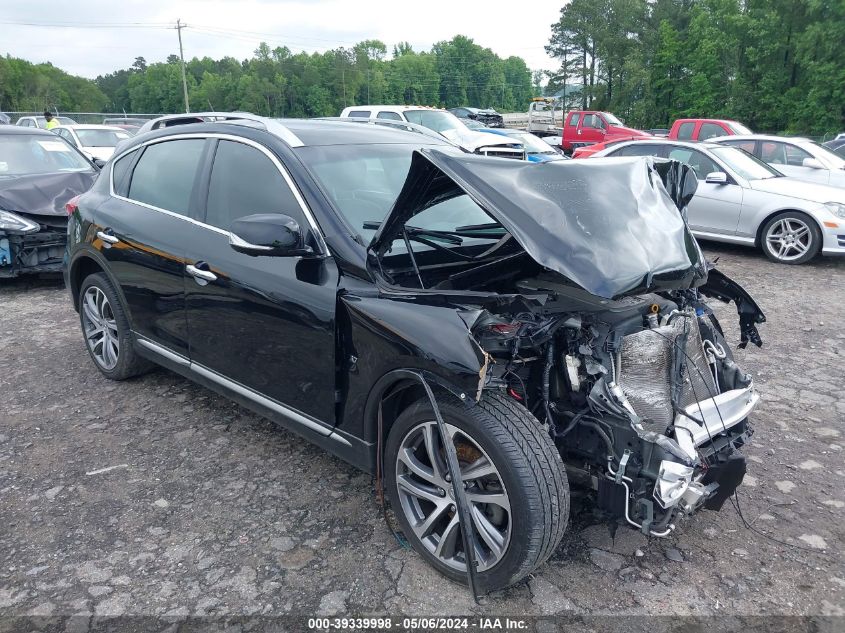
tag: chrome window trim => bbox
[109,132,328,254]
[135,335,350,446]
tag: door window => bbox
[613,143,664,158]
[760,141,811,166]
[720,139,756,154]
[347,110,371,118]
[112,149,139,197]
[567,113,581,127]
[676,122,695,140]
[127,139,205,216]
[376,111,403,121]
[581,114,604,129]
[667,147,720,180]
[699,122,728,140]
[205,140,305,232]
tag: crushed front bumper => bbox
[0,229,67,278]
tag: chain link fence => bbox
[3,111,164,125]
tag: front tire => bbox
[78,273,152,380]
[384,391,569,591]
[760,212,821,264]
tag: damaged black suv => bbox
[65,114,765,591]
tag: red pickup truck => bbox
[561,111,650,152]
[667,118,751,141]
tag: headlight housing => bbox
[653,460,695,509]
[823,201,845,219]
[0,210,40,234]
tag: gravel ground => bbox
[1,243,843,622]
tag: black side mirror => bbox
[229,214,316,257]
[93,158,107,169]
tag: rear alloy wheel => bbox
[78,273,153,380]
[385,392,569,590]
[761,212,821,264]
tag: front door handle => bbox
[186,263,217,283]
[96,230,119,245]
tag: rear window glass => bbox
[127,139,205,216]
[347,110,371,118]
[676,122,695,140]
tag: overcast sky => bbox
[1,0,563,79]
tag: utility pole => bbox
[176,19,190,113]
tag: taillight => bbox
[486,323,520,336]
[66,195,80,216]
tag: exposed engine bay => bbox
[472,274,759,535]
[368,150,766,536]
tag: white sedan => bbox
[590,139,845,264]
[51,125,131,162]
[712,134,845,189]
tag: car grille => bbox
[479,148,526,160]
[617,316,717,430]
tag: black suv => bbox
[65,114,765,591]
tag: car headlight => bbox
[0,210,40,234]
[653,460,695,509]
[823,201,845,219]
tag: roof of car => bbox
[711,134,813,143]
[0,126,55,136]
[342,105,443,113]
[607,138,726,151]
[56,124,129,132]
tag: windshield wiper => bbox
[363,220,464,245]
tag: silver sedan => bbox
[712,134,845,189]
[590,139,845,264]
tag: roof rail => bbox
[142,111,303,147]
[319,116,452,146]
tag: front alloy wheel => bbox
[761,212,821,264]
[395,420,511,572]
[82,286,119,370]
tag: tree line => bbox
[0,36,534,117]
[546,0,845,135]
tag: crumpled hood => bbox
[370,150,706,299]
[0,171,97,217]
[749,176,845,204]
[441,128,521,153]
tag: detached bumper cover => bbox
[673,384,759,455]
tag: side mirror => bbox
[802,157,824,169]
[92,158,107,169]
[705,171,728,184]
[229,213,315,257]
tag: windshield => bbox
[403,110,466,134]
[602,112,623,126]
[0,134,94,175]
[711,145,782,180]
[76,129,130,147]
[727,122,752,135]
[299,143,491,247]
[805,141,845,169]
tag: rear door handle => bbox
[96,230,119,245]
[186,263,217,283]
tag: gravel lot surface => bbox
[1,243,843,622]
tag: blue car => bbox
[481,128,568,162]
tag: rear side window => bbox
[699,122,727,140]
[614,144,664,158]
[111,149,139,197]
[347,110,371,118]
[676,122,695,140]
[127,139,205,216]
[377,111,403,121]
[205,140,304,231]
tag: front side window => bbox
[205,140,304,231]
[377,111,403,121]
[711,146,781,180]
[667,147,719,180]
[567,113,581,127]
[0,134,95,175]
[581,114,604,129]
[699,122,728,140]
[127,139,205,216]
[783,143,813,167]
[676,122,695,140]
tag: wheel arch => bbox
[68,250,130,319]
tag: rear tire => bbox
[384,391,569,591]
[78,273,153,380]
[760,211,821,264]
